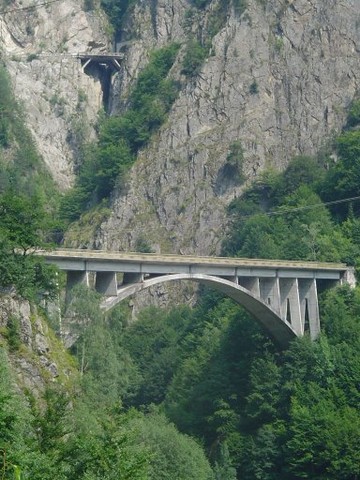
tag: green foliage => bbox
[222,154,356,263]
[0,348,35,480]
[190,0,210,8]
[223,140,245,184]
[206,1,229,39]
[33,387,70,453]
[0,65,15,148]
[100,0,137,37]
[60,44,180,222]
[4,316,21,352]
[346,98,360,128]
[285,392,360,479]
[249,80,258,94]
[182,39,208,77]
[129,411,214,480]
[0,65,57,203]
[121,305,195,406]
[0,192,58,300]
[134,236,154,253]
[164,298,273,442]
[213,443,237,480]
[320,118,360,219]
[62,410,150,480]
[67,285,140,408]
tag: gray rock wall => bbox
[1,0,109,189]
[1,0,359,253]
[0,292,63,395]
[96,0,360,255]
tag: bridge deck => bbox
[76,54,124,72]
[76,54,124,61]
[42,249,347,273]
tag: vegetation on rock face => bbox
[60,43,180,222]
[182,39,208,77]
[0,66,60,301]
[99,0,138,38]
[0,65,57,203]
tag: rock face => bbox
[0,292,65,395]
[1,0,110,189]
[2,0,359,253]
[96,0,360,255]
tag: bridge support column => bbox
[280,279,302,335]
[299,278,320,339]
[95,272,118,296]
[66,271,89,303]
[259,278,281,312]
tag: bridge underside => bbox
[66,271,323,348]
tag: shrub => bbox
[346,99,360,128]
[182,40,208,77]
[249,80,259,94]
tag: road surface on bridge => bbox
[42,249,347,273]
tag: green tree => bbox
[213,442,237,480]
[0,192,58,299]
[0,348,33,479]
[67,285,140,409]
[61,408,150,480]
[128,411,214,480]
[285,393,360,479]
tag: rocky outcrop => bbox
[96,0,360,255]
[0,292,72,395]
[1,0,110,189]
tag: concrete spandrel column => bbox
[298,278,320,340]
[238,277,260,297]
[259,277,281,314]
[95,272,118,296]
[280,278,302,336]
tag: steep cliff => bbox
[1,0,359,253]
[0,291,75,396]
[1,0,109,189]
[95,0,360,255]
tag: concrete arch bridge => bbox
[43,249,355,348]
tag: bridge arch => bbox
[101,273,298,348]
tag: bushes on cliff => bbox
[0,65,57,203]
[182,39,208,77]
[60,43,180,222]
[100,0,137,36]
